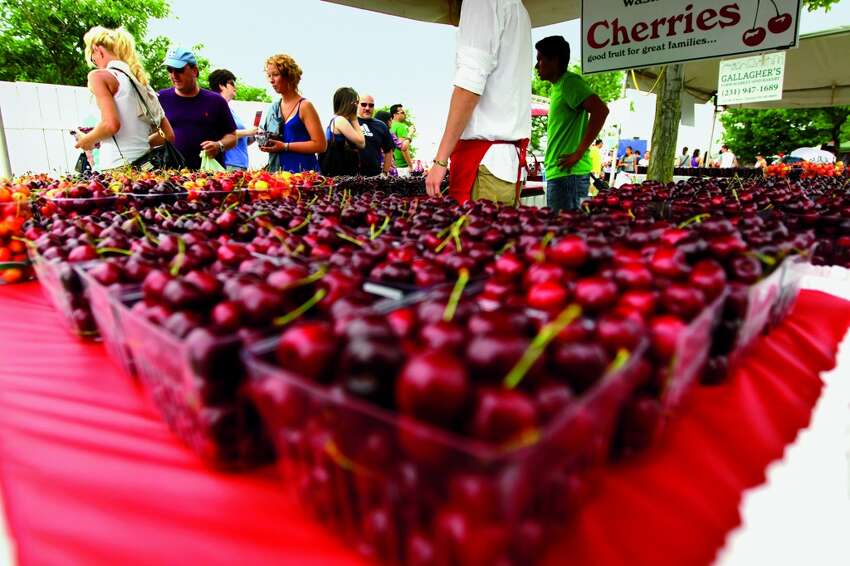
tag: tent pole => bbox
[0,104,11,179]
[705,93,718,167]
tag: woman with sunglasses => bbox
[75,26,175,170]
[260,54,326,173]
[320,87,365,177]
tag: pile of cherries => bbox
[23,169,847,565]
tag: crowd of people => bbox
[73,27,418,178]
[74,0,615,214]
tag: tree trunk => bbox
[647,64,684,183]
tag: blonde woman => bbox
[260,54,325,173]
[75,26,175,170]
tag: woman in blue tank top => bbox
[260,54,326,173]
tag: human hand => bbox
[200,140,222,157]
[425,164,447,197]
[74,133,96,152]
[558,151,583,171]
[246,126,259,136]
[259,139,286,153]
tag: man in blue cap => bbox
[158,47,237,169]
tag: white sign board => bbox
[717,51,786,105]
[581,0,801,74]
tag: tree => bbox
[720,106,850,163]
[646,0,842,181]
[0,0,169,87]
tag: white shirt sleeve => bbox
[453,0,502,95]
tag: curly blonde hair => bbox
[265,54,302,92]
[84,26,149,86]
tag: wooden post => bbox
[647,64,684,183]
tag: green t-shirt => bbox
[390,121,410,167]
[544,71,594,180]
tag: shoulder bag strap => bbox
[110,67,166,138]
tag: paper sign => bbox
[581,0,801,74]
[717,51,786,105]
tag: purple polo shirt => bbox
[158,87,236,169]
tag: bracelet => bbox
[285,142,290,152]
[433,158,448,168]
[217,141,224,154]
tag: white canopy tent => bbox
[633,27,850,109]
[321,0,579,27]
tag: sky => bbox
[147,0,850,159]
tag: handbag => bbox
[589,173,609,191]
[74,152,92,175]
[110,68,185,171]
[319,117,360,177]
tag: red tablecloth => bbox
[1,282,848,566]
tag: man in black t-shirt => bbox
[357,95,395,176]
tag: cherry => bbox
[275,321,338,381]
[470,388,537,445]
[550,342,609,391]
[466,333,529,381]
[689,258,727,301]
[596,312,645,352]
[68,244,98,262]
[614,262,653,289]
[211,300,242,332]
[527,280,569,311]
[767,13,792,34]
[420,320,467,353]
[88,261,122,286]
[534,381,574,422]
[573,276,618,311]
[396,350,469,426]
[661,283,706,320]
[730,255,763,284]
[649,246,690,278]
[340,337,404,405]
[547,235,588,268]
[649,315,686,361]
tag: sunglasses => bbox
[360,102,374,108]
[167,66,189,75]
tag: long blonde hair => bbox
[83,26,149,86]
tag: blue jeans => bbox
[547,175,590,212]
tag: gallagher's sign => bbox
[581,0,802,73]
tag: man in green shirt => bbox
[389,104,414,176]
[535,36,609,212]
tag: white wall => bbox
[0,81,269,177]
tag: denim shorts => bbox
[546,174,590,212]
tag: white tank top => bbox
[97,69,153,170]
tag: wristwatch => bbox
[433,158,449,168]
[217,141,225,155]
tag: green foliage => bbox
[531,115,547,153]
[0,0,170,86]
[532,67,624,104]
[720,106,850,163]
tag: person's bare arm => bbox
[201,132,237,157]
[334,116,366,149]
[425,86,480,196]
[558,95,609,171]
[382,151,394,174]
[75,70,120,150]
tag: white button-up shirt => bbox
[453,0,532,183]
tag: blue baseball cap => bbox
[163,47,197,69]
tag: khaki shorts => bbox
[471,165,517,205]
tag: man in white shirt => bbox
[424,0,532,204]
[718,145,738,168]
